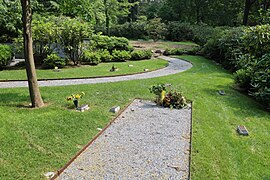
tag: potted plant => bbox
[66,92,85,108]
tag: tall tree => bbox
[243,0,257,25]
[21,0,44,108]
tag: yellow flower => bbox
[75,94,81,99]
[66,96,72,101]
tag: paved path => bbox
[0,56,192,88]
[57,99,192,179]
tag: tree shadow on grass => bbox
[201,86,269,119]
[0,92,31,108]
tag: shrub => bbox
[82,50,101,65]
[44,53,66,69]
[130,50,152,60]
[241,25,270,58]
[58,17,93,65]
[164,47,199,56]
[233,69,252,90]
[110,16,148,39]
[98,49,113,62]
[146,18,167,42]
[249,54,270,107]
[112,50,131,62]
[90,34,131,52]
[165,22,194,42]
[0,44,13,70]
[32,15,59,64]
[203,27,245,70]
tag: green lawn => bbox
[0,55,269,179]
[0,59,167,80]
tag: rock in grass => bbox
[237,125,249,136]
[44,172,55,179]
[110,106,120,113]
[218,90,226,95]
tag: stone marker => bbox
[128,65,134,67]
[144,68,149,72]
[237,125,249,136]
[76,104,89,112]
[53,69,61,72]
[44,172,55,179]
[97,128,103,131]
[110,106,120,113]
[218,90,226,95]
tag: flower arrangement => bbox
[66,92,85,108]
[149,84,187,109]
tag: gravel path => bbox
[57,99,192,179]
[0,56,192,88]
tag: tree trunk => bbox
[243,0,257,25]
[104,0,110,35]
[21,0,44,108]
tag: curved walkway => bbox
[0,56,192,89]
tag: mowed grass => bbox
[0,55,269,179]
[0,59,168,80]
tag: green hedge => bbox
[44,53,66,69]
[0,44,13,70]
[130,50,152,60]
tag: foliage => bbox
[32,15,59,64]
[145,18,167,42]
[97,49,113,62]
[112,50,131,62]
[130,50,152,60]
[58,17,93,65]
[149,83,166,95]
[0,44,13,69]
[249,54,270,107]
[165,22,194,42]
[164,47,199,56]
[149,83,187,108]
[163,91,188,109]
[43,53,66,69]
[233,69,252,90]
[90,34,132,52]
[82,50,101,65]
[241,25,270,57]
[110,16,148,39]
[203,27,245,70]
[0,0,21,42]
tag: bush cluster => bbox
[130,50,152,60]
[44,53,66,69]
[202,25,270,107]
[164,47,199,56]
[0,44,13,70]
[90,34,133,52]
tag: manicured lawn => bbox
[0,59,168,81]
[0,55,269,179]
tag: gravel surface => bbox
[0,56,192,88]
[57,99,192,179]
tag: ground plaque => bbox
[237,125,249,136]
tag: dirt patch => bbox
[130,41,197,51]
